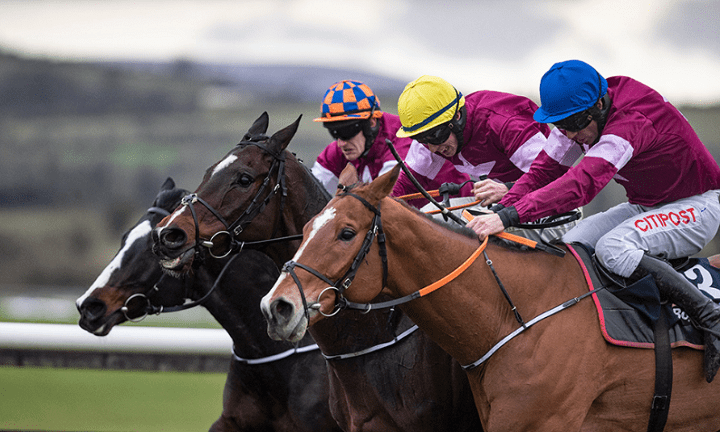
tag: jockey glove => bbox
[496,206,520,228]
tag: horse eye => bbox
[237,174,254,187]
[339,228,356,241]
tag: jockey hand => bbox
[471,179,509,206]
[467,212,505,240]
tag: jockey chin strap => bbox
[281,189,388,323]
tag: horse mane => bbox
[295,154,332,202]
[393,197,478,239]
[393,197,538,253]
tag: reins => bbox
[121,249,242,322]
[341,237,488,312]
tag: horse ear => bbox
[267,114,302,154]
[367,164,401,202]
[337,163,359,195]
[161,177,176,191]
[245,112,270,139]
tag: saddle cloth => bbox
[567,243,720,350]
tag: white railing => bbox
[0,322,232,355]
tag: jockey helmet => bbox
[396,75,465,138]
[314,80,383,158]
[314,80,383,122]
[533,60,608,124]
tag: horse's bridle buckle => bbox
[181,193,198,206]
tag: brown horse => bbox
[261,163,720,432]
[153,113,481,431]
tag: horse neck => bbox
[261,159,330,268]
[194,258,309,359]
[380,200,530,365]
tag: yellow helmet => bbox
[396,75,465,138]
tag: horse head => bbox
[261,163,401,342]
[76,178,190,336]
[152,112,326,274]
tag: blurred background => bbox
[0,0,719,429]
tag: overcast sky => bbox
[1,0,719,105]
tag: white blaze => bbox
[76,221,153,307]
[262,207,336,302]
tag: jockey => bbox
[467,59,720,382]
[394,75,578,241]
[311,79,468,200]
[394,75,551,206]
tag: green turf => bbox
[0,366,226,432]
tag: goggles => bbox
[414,122,453,146]
[325,121,363,141]
[552,109,593,132]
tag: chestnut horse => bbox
[261,164,720,432]
[153,113,481,431]
[76,178,340,432]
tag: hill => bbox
[1,50,719,288]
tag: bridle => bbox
[281,186,389,323]
[120,201,245,323]
[177,139,302,260]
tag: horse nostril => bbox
[79,298,107,321]
[272,299,295,325]
[159,227,187,250]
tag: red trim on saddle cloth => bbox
[566,244,704,351]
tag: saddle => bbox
[568,243,720,350]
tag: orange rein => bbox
[395,190,483,215]
[396,191,540,249]
[343,197,547,312]
[342,236,488,312]
[418,236,488,297]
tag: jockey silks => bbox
[313,112,468,199]
[500,76,720,224]
[391,90,551,199]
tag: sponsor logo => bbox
[633,208,697,232]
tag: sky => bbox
[1,0,719,105]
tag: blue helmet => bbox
[533,60,608,124]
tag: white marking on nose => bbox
[162,205,187,228]
[76,221,153,307]
[261,207,336,305]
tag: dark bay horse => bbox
[261,164,720,432]
[153,113,481,431]
[76,178,339,432]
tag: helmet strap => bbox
[449,106,467,153]
[590,93,612,139]
[360,109,381,159]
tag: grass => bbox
[0,366,226,432]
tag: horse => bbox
[152,112,481,431]
[76,178,340,432]
[260,163,720,432]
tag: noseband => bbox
[281,188,389,321]
[122,251,242,322]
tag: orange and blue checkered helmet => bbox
[314,80,383,123]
